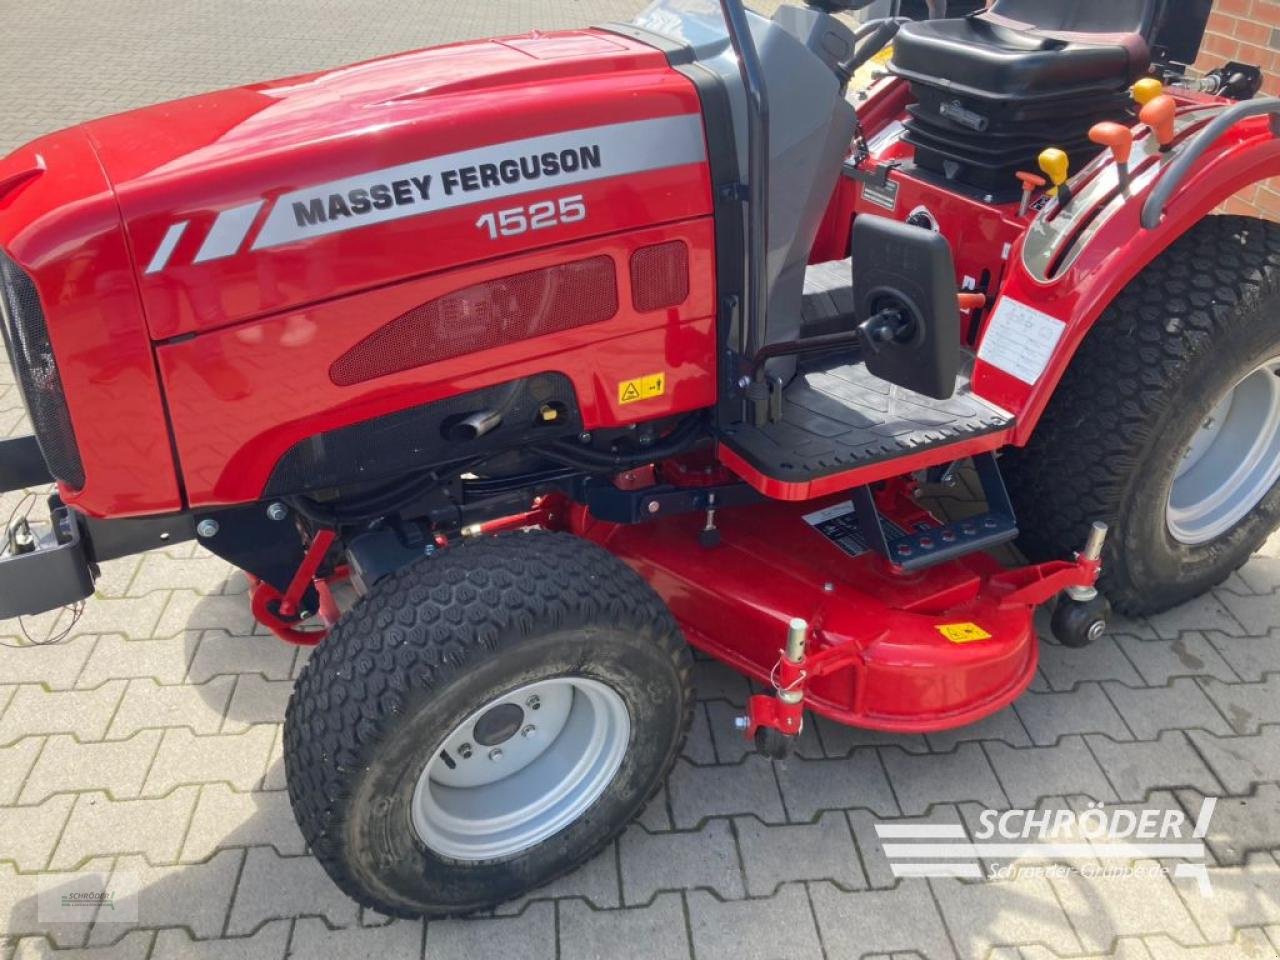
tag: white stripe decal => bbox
[194,200,265,264]
[145,221,189,274]
[251,114,707,251]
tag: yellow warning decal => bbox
[618,372,666,405]
[937,622,993,644]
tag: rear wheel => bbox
[1004,215,1280,615]
[283,531,693,917]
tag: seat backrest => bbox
[985,0,1158,39]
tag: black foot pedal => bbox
[851,452,1018,572]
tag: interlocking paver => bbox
[1205,628,1280,681]
[51,788,198,870]
[1115,633,1240,686]
[0,736,43,804]
[180,785,305,863]
[558,892,689,960]
[1084,732,1223,801]
[809,880,957,960]
[219,676,292,734]
[1049,861,1204,952]
[1213,589,1280,638]
[0,794,74,870]
[933,873,1084,960]
[1198,674,1280,734]
[226,847,357,935]
[666,756,786,828]
[735,812,865,896]
[106,677,233,739]
[0,635,95,689]
[151,920,290,960]
[1013,682,1134,745]
[77,634,196,688]
[0,857,115,947]
[1037,637,1144,691]
[1145,928,1276,960]
[882,741,1008,815]
[88,850,243,945]
[1186,726,1280,794]
[425,901,555,960]
[1168,853,1280,943]
[288,916,423,959]
[813,716,929,756]
[924,707,1031,751]
[846,805,964,889]
[1146,594,1244,640]
[775,748,898,821]
[0,681,126,745]
[687,884,824,960]
[18,731,162,804]
[985,736,1117,806]
[12,930,154,959]
[185,631,297,684]
[619,820,745,905]
[1103,679,1235,740]
[141,726,275,796]
[1177,785,1280,867]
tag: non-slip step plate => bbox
[724,261,1014,484]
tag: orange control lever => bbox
[1015,171,1047,217]
[1139,95,1177,150]
[957,292,987,311]
[1089,122,1134,165]
[1089,122,1134,191]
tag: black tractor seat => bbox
[891,0,1160,194]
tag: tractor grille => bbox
[0,251,85,489]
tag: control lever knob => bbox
[1131,77,1164,106]
[1015,171,1047,217]
[1140,95,1177,151]
[1088,122,1134,190]
[1037,148,1072,206]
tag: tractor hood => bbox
[81,30,710,339]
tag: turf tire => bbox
[283,530,693,917]
[1004,215,1280,615]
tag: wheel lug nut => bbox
[526,695,541,711]
[458,743,473,759]
[521,725,537,738]
[489,748,504,761]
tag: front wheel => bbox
[283,531,693,917]
[1004,215,1280,615]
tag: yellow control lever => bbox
[1132,77,1164,106]
[1038,148,1070,200]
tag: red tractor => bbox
[1,0,1277,917]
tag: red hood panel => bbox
[84,30,712,340]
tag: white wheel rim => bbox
[1166,357,1280,545]
[411,677,630,861]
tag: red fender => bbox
[972,106,1280,445]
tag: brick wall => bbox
[1194,0,1280,219]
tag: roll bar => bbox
[719,0,771,360]
[1141,97,1280,229]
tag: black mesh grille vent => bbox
[0,252,85,489]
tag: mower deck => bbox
[723,261,1015,490]
[583,489,1040,732]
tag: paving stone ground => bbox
[2,2,1280,958]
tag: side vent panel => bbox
[630,240,690,312]
[330,255,618,387]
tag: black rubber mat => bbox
[724,260,1015,484]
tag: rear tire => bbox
[1004,215,1280,615]
[283,531,693,917]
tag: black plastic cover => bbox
[852,215,960,401]
[0,505,95,618]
